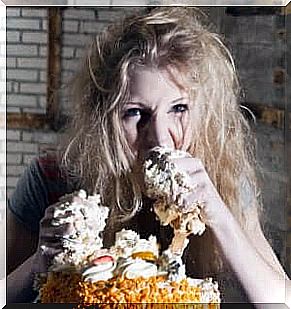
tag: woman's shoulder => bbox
[8,149,74,232]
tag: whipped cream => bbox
[144,146,192,203]
[144,146,206,246]
[188,277,221,303]
[50,190,109,270]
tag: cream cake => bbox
[36,148,219,306]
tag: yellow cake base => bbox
[40,272,219,308]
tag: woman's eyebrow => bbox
[171,97,188,104]
[123,101,148,108]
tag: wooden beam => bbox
[243,102,286,129]
[47,7,62,131]
[7,113,48,130]
[226,7,280,16]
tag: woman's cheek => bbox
[123,122,138,151]
[169,115,188,150]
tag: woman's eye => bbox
[171,104,189,114]
[123,108,142,118]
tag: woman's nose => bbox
[144,115,175,150]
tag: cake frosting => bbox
[40,190,109,270]
[36,147,220,305]
[39,225,220,305]
[143,146,206,254]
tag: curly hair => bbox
[61,7,261,276]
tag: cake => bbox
[36,147,220,306]
[144,146,206,254]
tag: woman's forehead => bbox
[128,66,190,103]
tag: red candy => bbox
[92,255,114,265]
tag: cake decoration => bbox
[36,147,220,306]
[143,146,206,254]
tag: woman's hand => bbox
[170,156,229,229]
[32,203,73,273]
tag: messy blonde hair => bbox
[62,7,260,276]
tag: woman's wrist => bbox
[205,201,235,234]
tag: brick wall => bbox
[6,7,54,198]
[6,7,140,197]
[7,7,47,114]
[59,7,140,113]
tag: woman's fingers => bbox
[40,220,73,234]
[171,157,205,176]
[39,245,63,257]
[169,155,226,227]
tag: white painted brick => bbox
[17,57,47,69]
[20,82,46,94]
[7,94,37,107]
[7,18,41,30]
[21,8,47,18]
[39,46,47,56]
[62,47,75,59]
[7,176,19,188]
[6,176,19,188]
[39,71,47,82]
[22,131,58,144]
[22,131,33,141]
[7,130,21,141]
[61,70,74,83]
[7,153,22,164]
[7,58,16,68]
[75,47,86,59]
[63,33,91,47]
[11,81,20,93]
[42,19,47,31]
[7,81,13,92]
[7,165,26,176]
[38,96,46,108]
[7,31,20,43]
[22,108,46,114]
[7,69,38,82]
[97,8,125,21]
[7,44,38,57]
[63,8,97,20]
[7,141,38,153]
[62,59,80,72]
[22,32,47,44]
[7,107,20,113]
[79,21,107,34]
[7,8,21,17]
[63,20,79,33]
[23,154,36,165]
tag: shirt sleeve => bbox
[8,158,50,233]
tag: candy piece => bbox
[92,255,114,265]
[131,251,157,262]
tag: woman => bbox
[7,7,290,305]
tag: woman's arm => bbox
[171,156,290,306]
[211,204,290,307]
[7,208,38,274]
[7,253,38,303]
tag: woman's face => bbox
[122,67,193,159]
